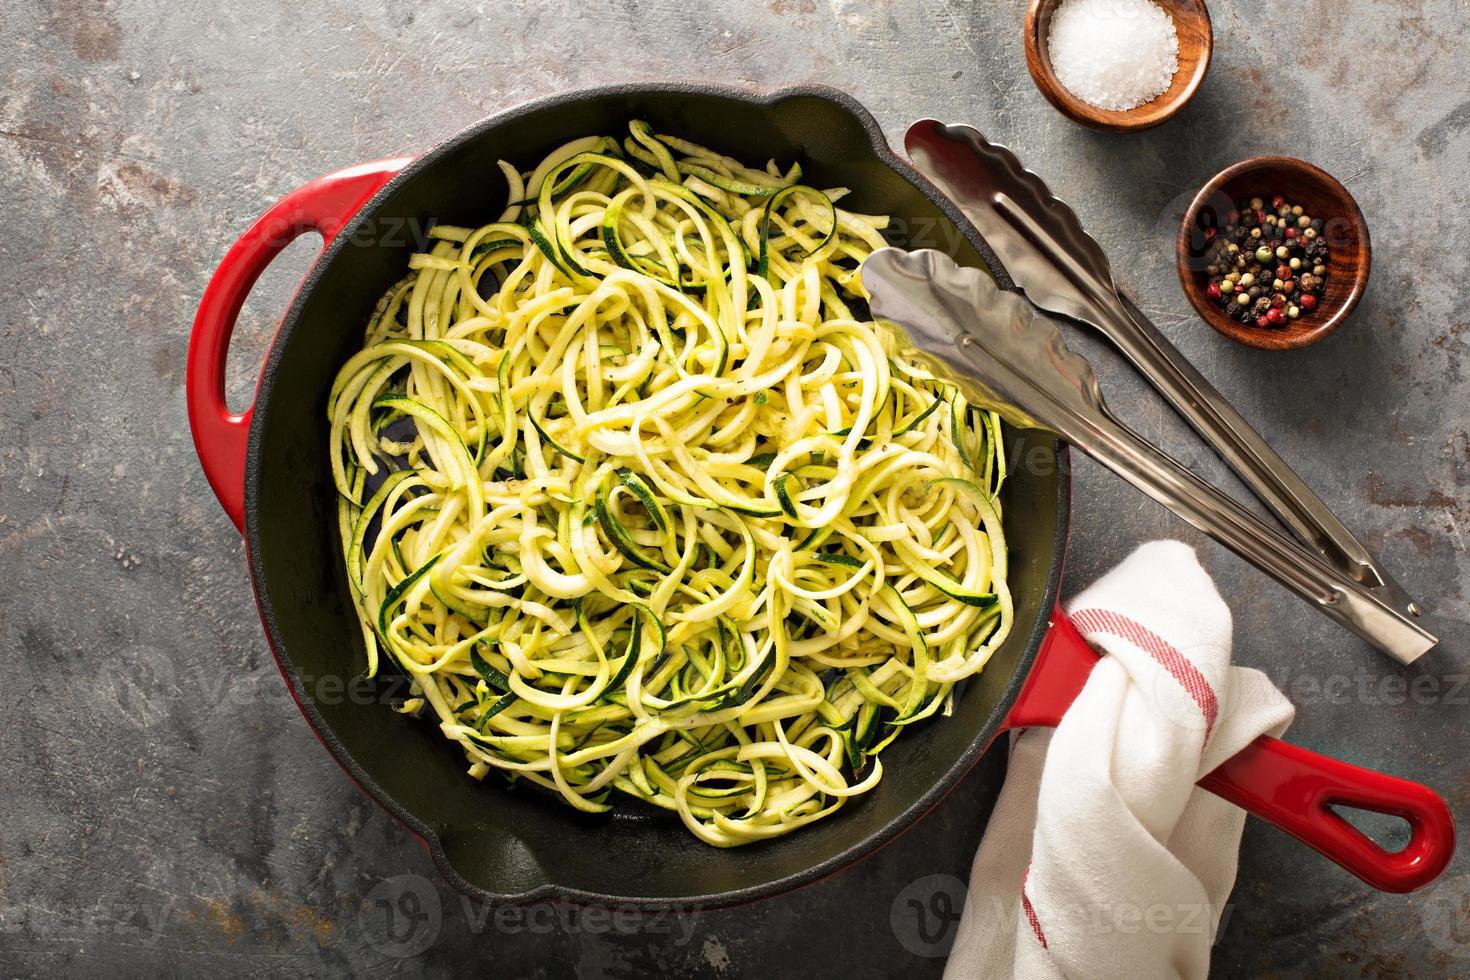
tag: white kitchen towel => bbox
[944,540,1295,980]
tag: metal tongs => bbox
[888,120,1434,663]
[863,247,1436,663]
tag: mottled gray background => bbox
[2,0,1468,976]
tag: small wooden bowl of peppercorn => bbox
[1177,156,1371,351]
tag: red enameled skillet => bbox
[186,83,1453,907]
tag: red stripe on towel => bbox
[1069,607,1220,737]
[1021,863,1048,950]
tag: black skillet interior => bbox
[245,83,1068,906]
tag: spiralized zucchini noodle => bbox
[327,121,1014,846]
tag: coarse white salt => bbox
[1048,0,1179,111]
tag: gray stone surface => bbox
[2,0,1467,975]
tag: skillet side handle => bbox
[186,158,412,532]
[1199,737,1455,893]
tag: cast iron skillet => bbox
[186,83,1453,907]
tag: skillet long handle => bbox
[1106,293,1418,615]
[1006,612,1454,893]
[1067,399,1436,663]
[1199,736,1456,894]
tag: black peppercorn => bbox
[1202,192,1332,330]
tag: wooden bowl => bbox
[1024,0,1212,132]
[1176,156,1371,351]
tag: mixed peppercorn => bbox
[1203,195,1329,328]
